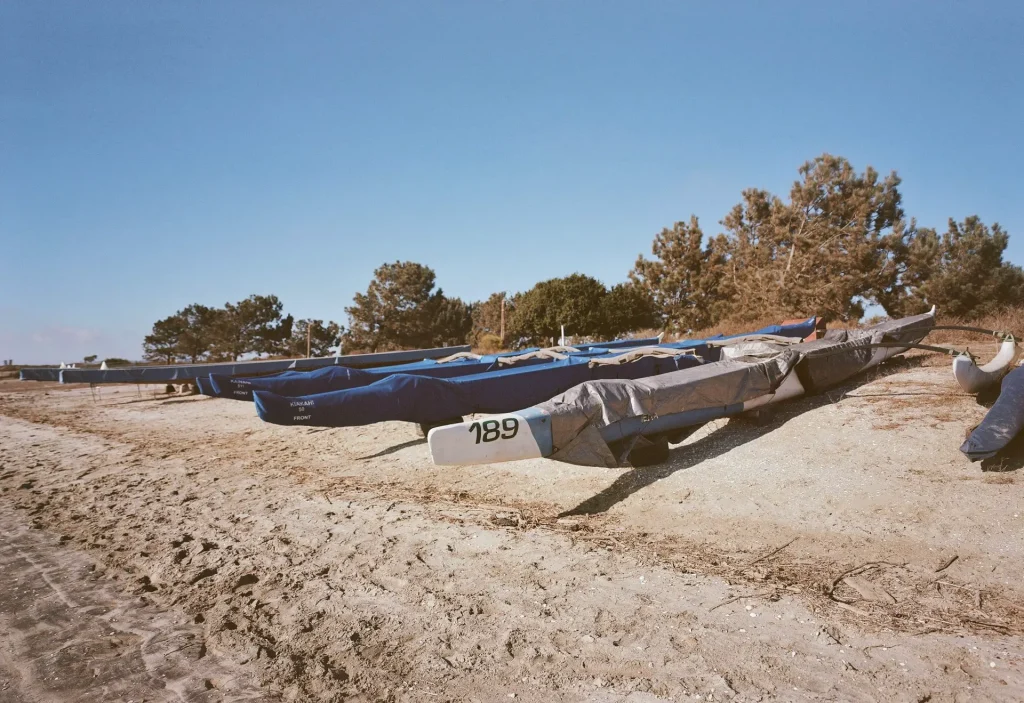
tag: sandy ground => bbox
[1,356,1023,702]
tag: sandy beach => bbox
[1,358,1022,701]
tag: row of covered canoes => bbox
[196,319,818,431]
[185,312,1022,468]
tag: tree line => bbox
[143,295,342,364]
[143,153,1023,361]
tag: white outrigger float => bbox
[429,308,1019,468]
[952,331,1018,394]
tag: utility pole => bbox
[499,296,506,344]
[306,324,311,358]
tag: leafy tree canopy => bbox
[213,294,293,360]
[289,319,344,358]
[345,261,452,351]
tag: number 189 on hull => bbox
[427,408,554,466]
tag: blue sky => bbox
[2,1,1022,363]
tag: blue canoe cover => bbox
[212,347,630,400]
[961,365,1024,461]
[253,352,703,427]
[209,354,534,400]
[208,368,314,398]
[194,376,214,395]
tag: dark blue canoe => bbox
[206,335,668,401]
[253,350,704,428]
[207,346,636,401]
[207,353,531,400]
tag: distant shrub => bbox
[475,333,503,354]
[103,358,132,367]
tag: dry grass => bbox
[924,306,1024,344]
[659,317,810,343]
[662,306,1024,345]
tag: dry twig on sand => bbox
[746,537,799,566]
[708,591,774,612]
[828,561,901,595]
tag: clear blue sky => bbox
[2,1,1021,363]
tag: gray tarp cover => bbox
[52,346,471,384]
[536,313,935,467]
[794,312,935,392]
[537,351,801,467]
[960,364,1024,461]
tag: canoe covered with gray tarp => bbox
[534,312,934,467]
[424,312,931,468]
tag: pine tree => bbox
[288,319,344,358]
[212,295,293,360]
[431,297,474,347]
[630,216,725,331]
[600,283,659,338]
[143,314,186,364]
[471,292,509,345]
[903,217,1024,318]
[176,304,220,362]
[719,155,905,322]
[344,262,444,351]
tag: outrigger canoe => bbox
[427,311,937,467]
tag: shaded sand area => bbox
[1,358,1023,701]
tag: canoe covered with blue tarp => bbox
[253,348,704,428]
[203,368,304,397]
[206,336,664,400]
[194,376,215,395]
[19,368,62,382]
[212,353,509,400]
[208,347,631,401]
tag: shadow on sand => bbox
[357,437,427,460]
[159,396,208,406]
[559,355,932,517]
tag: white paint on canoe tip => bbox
[428,413,545,466]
